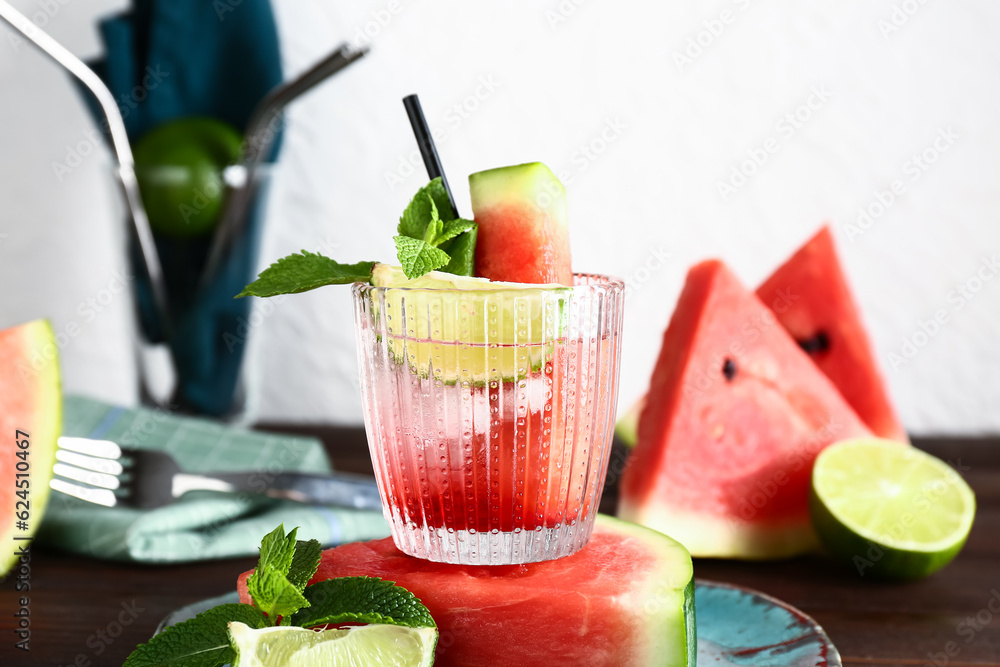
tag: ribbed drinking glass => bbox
[352,274,624,565]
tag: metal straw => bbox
[0,0,172,337]
[201,43,369,286]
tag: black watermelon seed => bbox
[722,358,737,381]
[798,331,831,355]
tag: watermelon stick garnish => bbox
[403,94,459,217]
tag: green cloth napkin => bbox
[37,396,389,563]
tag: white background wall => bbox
[1,0,998,434]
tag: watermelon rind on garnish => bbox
[469,162,573,286]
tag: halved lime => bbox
[810,438,976,580]
[228,621,437,667]
[368,264,570,383]
[134,116,244,238]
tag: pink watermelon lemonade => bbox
[353,273,624,565]
[375,339,609,534]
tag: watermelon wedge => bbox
[0,320,61,577]
[757,226,907,442]
[619,261,872,558]
[469,162,573,285]
[238,515,695,666]
[616,226,906,449]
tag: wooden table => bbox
[2,431,998,666]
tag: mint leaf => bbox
[399,192,439,239]
[438,224,477,277]
[287,539,322,592]
[424,178,456,221]
[251,566,311,624]
[398,178,458,242]
[256,525,298,576]
[247,526,311,623]
[123,603,266,667]
[237,252,374,298]
[291,577,436,630]
[238,177,474,297]
[394,236,450,279]
[422,217,444,245]
[435,219,476,246]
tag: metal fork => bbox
[50,437,384,511]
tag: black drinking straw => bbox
[403,94,459,217]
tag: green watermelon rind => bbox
[467,162,568,229]
[618,495,820,560]
[683,578,696,667]
[593,514,696,666]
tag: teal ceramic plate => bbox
[695,579,841,666]
[158,580,841,665]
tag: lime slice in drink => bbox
[369,264,570,383]
[810,438,976,580]
[228,621,437,667]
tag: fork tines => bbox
[50,437,127,508]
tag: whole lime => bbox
[133,117,244,239]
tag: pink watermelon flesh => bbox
[757,226,907,442]
[616,226,906,450]
[238,515,695,667]
[619,260,873,558]
[0,320,61,576]
[469,162,573,285]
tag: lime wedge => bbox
[368,264,570,383]
[228,621,437,667]
[810,438,976,580]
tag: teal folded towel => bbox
[88,0,284,416]
[37,396,389,563]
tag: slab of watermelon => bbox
[757,226,907,442]
[0,320,61,576]
[619,261,873,558]
[469,162,573,285]
[238,514,695,666]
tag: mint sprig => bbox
[237,177,477,298]
[246,526,317,623]
[393,178,477,279]
[122,525,437,667]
